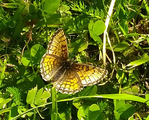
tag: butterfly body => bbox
[51,60,74,82]
[40,28,108,94]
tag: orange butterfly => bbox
[40,28,108,94]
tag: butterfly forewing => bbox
[40,29,68,81]
[47,28,68,59]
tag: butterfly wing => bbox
[40,28,68,81]
[54,70,83,94]
[47,28,68,59]
[73,63,108,86]
[40,54,62,81]
[54,63,107,94]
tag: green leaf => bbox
[78,41,88,52]
[89,104,100,120]
[57,102,71,120]
[0,107,11,115]
[118,20,128,36]
[128,115,135,120]
[21,51,31,66]
[59,5,70,12]
[127,33,140,37]
[78,104,102,120]
[80,86,97,96]
[116,70,127,84]
[146,115,149,120]
[30,44,45,58]
[29,4,38,14]
[114,100,135,120]
[93,20,105,35]
[100,94,146,103]
[117,104,133,112]
[73,99,82,109]
[88,20,94,30]
[118,104,135,119]
[113,42,129,52]
[42,0,60,14]
[21,44,45,66]
[34,88,44,105]
[70,38,88,53]
[7,87,22,106]
[114,100,125,111]
[88,20,103,43]
[10,106,18,119]
[1,3,18,8]
[145,92,149,106]
[0,97,11,109]
[89,31,102,44]
[89,104,100,111]
[77,105,89,120]
[147,37,149,44]
[26,86,38,107]
[127,55,149,68]
[34,88,51,105]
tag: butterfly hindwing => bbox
[54,63,107,94]
[73,63,108,86]
[54,70,83,94]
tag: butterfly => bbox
[40,28,108,94]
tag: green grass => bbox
[0,0,149,119]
